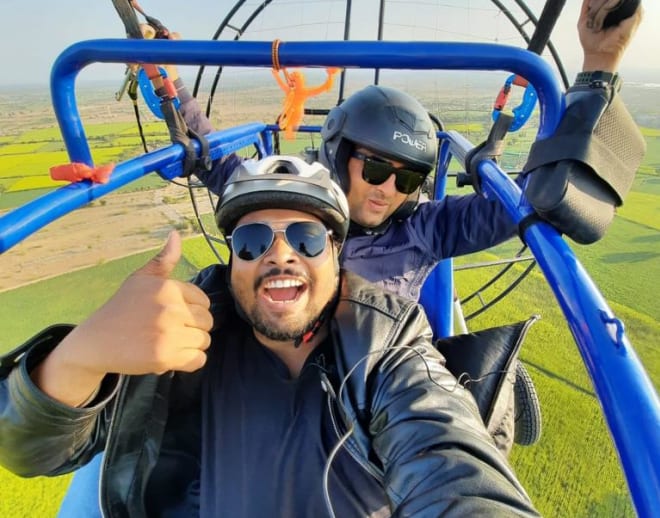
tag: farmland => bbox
[0,79,659,517]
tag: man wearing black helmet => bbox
[0,156,540,517]
[186,3,643,454]
[188,0,643,303]
[317,83,476,301]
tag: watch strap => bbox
[574,71,621,90]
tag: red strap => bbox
[493,86,510,111]
[50,163,115,184]
[512,75,529,87]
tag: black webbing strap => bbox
[463,113,514,193]
[160,98,212,177]
[112,0,210,177]
[527,0,567,55]
[517,212,547,244]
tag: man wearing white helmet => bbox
[0,156,539,517]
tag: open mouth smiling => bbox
[263,278,307,303]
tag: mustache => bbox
[369,189,389,202]
[254,268,310,291]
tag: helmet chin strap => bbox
[293,302,331,348]
[293,246,341,348]
[347,218,391,237]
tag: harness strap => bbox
[517,212,546,244]
[159,96,212,177]
[111,0,142,39]
[461,113,514,194]
[111,0,210,177]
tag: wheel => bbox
[513,361,542,445]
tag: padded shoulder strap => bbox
[524,87,645,205]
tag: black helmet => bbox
[215,155,350,246]
[319,85,438,192]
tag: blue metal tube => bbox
[419,136,454,339]
[0,122,266,252]
[473,157,660,517]
[50,39,563,165]
[0,148,178,253]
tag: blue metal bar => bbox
[0,123,266,252]
[419,136,454,339]
[50,39,563,165]
[454,143,660,517]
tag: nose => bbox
[378,173,398,194]
[263,231,299,264]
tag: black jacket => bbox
[0,267,539,517]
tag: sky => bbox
[0,0,658,88]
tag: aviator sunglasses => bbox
[351,150,427,195]
[227,221,333,261]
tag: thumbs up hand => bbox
[31,232,213,407]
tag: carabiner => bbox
[491,74,537,132]
[137,67,180,119]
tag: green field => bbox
[0,91,658,517]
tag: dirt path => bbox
[0,184,213,292]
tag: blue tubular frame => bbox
[476,152,660,518]
[0,39,657,514]
[0,122,268,252]
[48,39,563,166]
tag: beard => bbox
[250,309,319,341]
[234,267,339,342]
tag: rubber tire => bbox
[513,361,542,446]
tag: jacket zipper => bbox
[98,375,126,518]
[320,371,383,482]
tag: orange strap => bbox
[272,39,282,71]
[50,162,115,184]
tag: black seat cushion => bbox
[434,316,539,453]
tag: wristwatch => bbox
[574,71,622,91]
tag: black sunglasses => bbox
[351,151,427,195]
[227,221,332,262]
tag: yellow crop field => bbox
[6,175,68,192]
[617,191,660,230]
[0,142,46,154]
[0,151,70,179]
[16,127,65,141]
[118,121,166,135]
[84,122,135,137]
[90,146,130,164]
[640,126,660,137]
[0,147,136,193]
[448,122,484,132]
